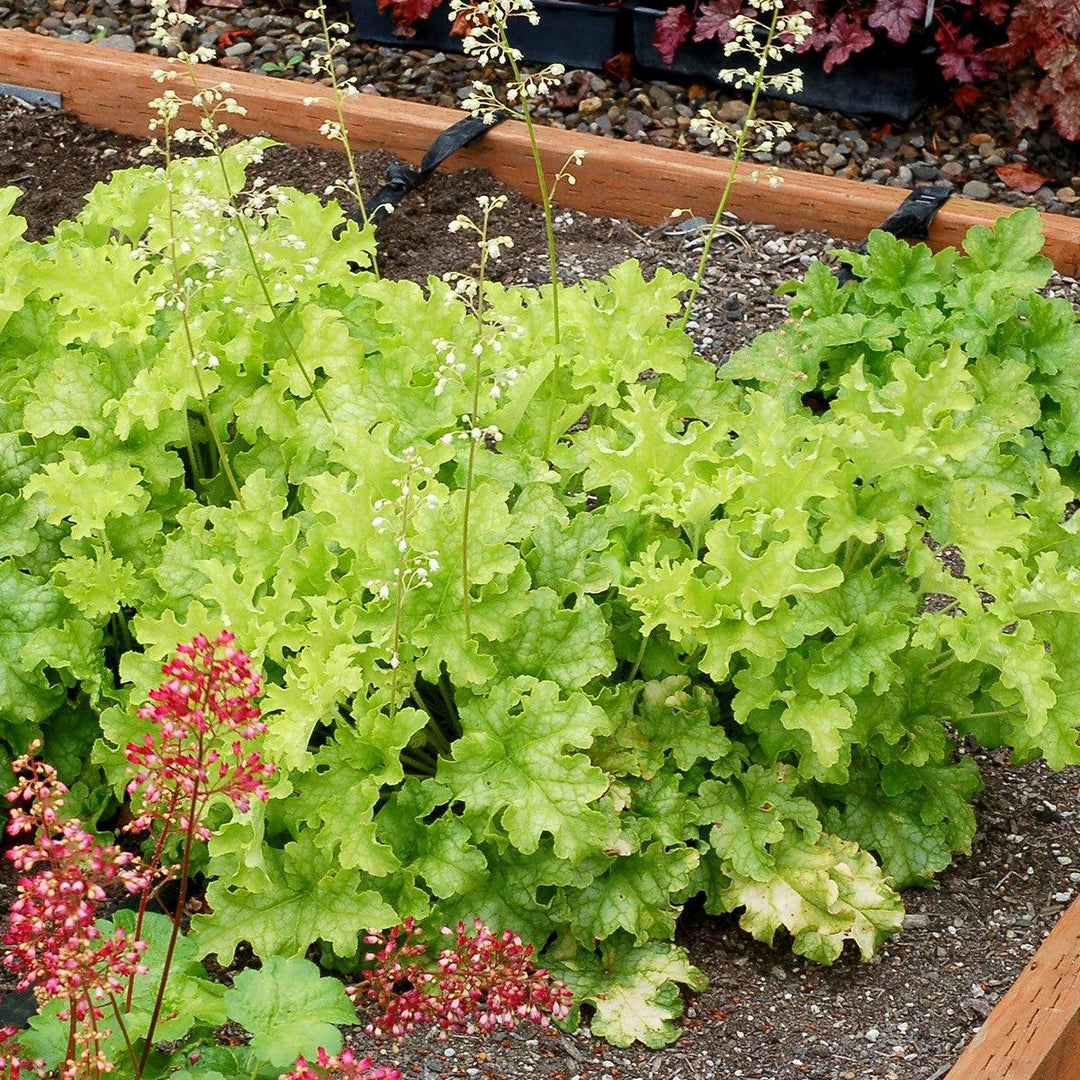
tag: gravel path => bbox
[2,0,1080,218]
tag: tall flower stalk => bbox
[147,0,334,424]
[680,0,811,326]
[448,0,583,458]
[300,1,382,278]
[0,633,275,1080]
[442,196,515,639]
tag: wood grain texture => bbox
[3,29,1080,273]
[946,896,1080,1080]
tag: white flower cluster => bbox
[367,447,442,615]
[148,0,215,64]
[448,0,540,66]
[690,0,813,153]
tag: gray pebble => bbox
[963,179,992,199]
[94,32,136,51]
[911,163,939,181]
[225,41,253,57]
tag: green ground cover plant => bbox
[1,0,1080,1063]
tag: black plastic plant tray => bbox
[350,0,631,72]
[628,3,938,122]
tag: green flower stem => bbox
[313,4,381,279]
[183,61,332,424]
[461,204,496,641]
[680,4,781,329]
[499,28,563,459]
[160,123,243,506]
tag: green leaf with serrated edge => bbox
[562,842,698,945]
[519,484,616,598]
[492,589,614,689]
[698,763,822,882]
[1011,612,1080,767]
[191,833,396,962]
[553,935,707,1048]
[719,832,903,963]
[857,231,942,308]
[224,956,355,1068]
[0,561,70,725]
[23,451,148,540]
[20,617,110,706]
[438,677,613,861]
[817,756,980,888]
[110,909,227,1040]
[597,676,736,780]
[435,837,593,947]
[955,207,1052,294]
[294,711,428,876]
[374,778,487,899]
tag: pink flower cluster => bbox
[3,750,149,1012]
[349,918,572,1038]
[0,1025,46,1080]
[280,1047,400,1080]
[125,630,274,839]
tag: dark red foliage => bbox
[376,0,443,36]
[693,0,742,44]
[866,0,925,44]
[654,5,695,63]
[823,11,874,71]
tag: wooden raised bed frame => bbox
[2,28,1080,1079]
[2,29,1080,274]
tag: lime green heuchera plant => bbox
[0,0,1080,1059]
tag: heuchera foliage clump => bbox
[1,127,1080,1048]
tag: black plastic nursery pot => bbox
[629,4,938,122]
[349,0,631,72]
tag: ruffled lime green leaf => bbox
[192,833,396,962]
[375,778,488,899]
[0,561,70,724]
[564,841,698,944]
[24,452,148,540]
[698,763,822,882]
[224,956,355,1068]
[439,677,613,860]
[819,757,980,887]
[720,832,903,963]
[493,589,614,689]
[554,935,707,1048]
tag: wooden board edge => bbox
[945,895,1080,1080]
[2,29,1080,273]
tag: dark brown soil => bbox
[2,96,1079,1080]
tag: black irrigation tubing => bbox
[352,112,510,228]
[836,183,952,283]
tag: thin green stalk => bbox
[312,4,381,278]
[499,27,563,458]
[461,210,494,641]
[161,122,243,505]
[108,994,142,1080]
[680,4,781,328]
[927,654,959,678]
[388,476,414,721]
[626,632,650,684]
[183,62,332,424]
